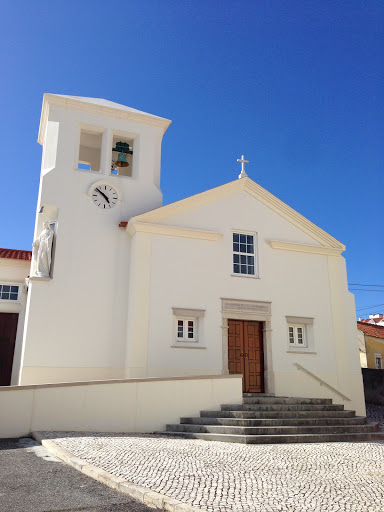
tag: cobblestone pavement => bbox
[37,403,384,512]
[39,426,384,512]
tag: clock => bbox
[91,184,118,209]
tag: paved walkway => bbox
[37,429,384,512]
[0,437,154,512]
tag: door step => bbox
[180,416,368,426]
[200,409,356,418]
[161,431,384,444]
[156,395,381,445]
[242,397,333,405]
[222,403,345,411]
[165,423,379,435]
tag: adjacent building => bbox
[0,249,31,385]
[358,321,384,369]
[358,314,384,327]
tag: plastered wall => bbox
[0,375,242,438]
[19,102,166,384]
[365,336,384,369]
[127,191,365,415]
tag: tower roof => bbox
[38,94,172,144]
[53,95,168,119]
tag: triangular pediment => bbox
[130,178,345,250]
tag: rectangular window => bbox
[176,318,197,342]
[78,128,102,172]
[0,284,19,301]
[375,354,383,369]
[288,324,306,347]
[233,232,256,276]
[172,308,205,347]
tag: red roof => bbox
[0,248,32,261]
[357,321,384,340]
[363,316,383,323]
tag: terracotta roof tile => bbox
[0,248,32,261]
[359,317,384,324]
[357,321,384,340]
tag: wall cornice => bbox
[221,298,272,316]
[38,94,172,145]
[127,221,223,241]
[130,177,345,251]
[268,240,344,256]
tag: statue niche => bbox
[32,221,54,278]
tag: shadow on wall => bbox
[362,369,384,406]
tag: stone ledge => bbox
[287,350,317,354]
[32,432,200,512]
[0,373,242,392]
[170,344,207,349]
[28,276,52,282]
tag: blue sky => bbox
[0,1,383,317]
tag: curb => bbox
[32,432,200,512]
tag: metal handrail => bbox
[295,362,351,402]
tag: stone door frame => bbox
[221,298,274,394]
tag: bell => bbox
[115,152,129,167]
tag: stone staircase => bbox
[161,394,384,444]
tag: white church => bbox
[0,94,366,421]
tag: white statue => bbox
[32,221,54,278]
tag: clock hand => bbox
[96,188,110,203]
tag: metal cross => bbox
[237,155,249,179]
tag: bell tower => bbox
[18,94,171,385]
[38,94,171,217]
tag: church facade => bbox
[8,94,365,415]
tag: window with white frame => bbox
[375,354,383,369]
[172,308,205,345]
[177,318,197,342]
[233,232,256,276]
[288,324,306,347]
[0,284,19,301]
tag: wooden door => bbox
[228,320,244,379]
[244,321,264,393]
[0,313,18,386]
[228,319,264,393]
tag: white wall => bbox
[20,99,167,384]
[0,375,242,438]
[17,95,364,417]
[127,191,365,414]
[0,258,30,384]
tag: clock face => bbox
[91,185,118,209]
